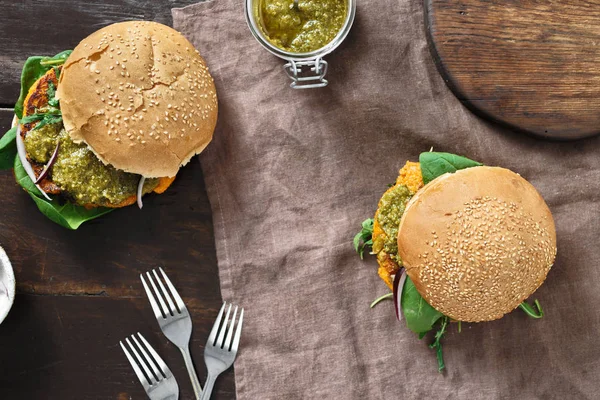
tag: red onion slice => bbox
[34,141,60,184]
[137,177,145,209]
[392,267,407,322]
[16,124,52,201]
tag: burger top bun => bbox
[57,21,217,178]
[397,166,556,322]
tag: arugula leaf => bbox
[14,156,113,230]
[40,50,72,66]
[47,81,59,108]
[370,292,393,308]
[14,50,72,119]
[419,152,482,184]
[353,218,374,259]
[20,110,62,131]
[19,80,63,131]
[429,316,449,372]
[401,276,444,334]
[0,127,17,170]
[519,299,544,319]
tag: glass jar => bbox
[245,0,356,89]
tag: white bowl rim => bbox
[0,246,16,325]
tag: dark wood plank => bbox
[426,0,600,139]
[0,294,235,400]
[0,0,201,106]
[0,103,234,396]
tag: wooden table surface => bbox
[0,1,235,399]
[425,0,600,140]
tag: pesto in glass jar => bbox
[260,0,347,53]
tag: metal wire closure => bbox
[284,58,329,89]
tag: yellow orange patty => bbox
[372,161,424,289]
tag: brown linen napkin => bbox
[173,1,600,398]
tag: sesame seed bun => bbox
[56,21,217,178]
[397,166,556,322]
[20,67,176,208]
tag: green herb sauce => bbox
[260,0,347,53]
[24,125,158,206]
[24,123,61,163]
[376,184,412,263]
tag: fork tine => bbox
[231,308,244,353]
[153,269,177,316]
[159,267,186,313]
[137,332,173,379]
[224,306,238,351]
[120,340,151,390]
[141,274,164,320]
[217,303,232,348]
[131,333,164,380]
[208,302,226,346]
[125,337,157,385]
[146,271,170,317]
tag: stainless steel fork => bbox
[141,268,202,399]
[200,302,244,400]
[120,332,179,400]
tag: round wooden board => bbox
[425,0,600,140]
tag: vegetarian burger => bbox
[16,21,217,211]
[355,152,557,369]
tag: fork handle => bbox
[200,372,217,400]
[179,346,203,399]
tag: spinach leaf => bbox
[0,127,17,170]
[13,153,42,195]
[353,218,374,259]
[419,152,482,184]
[14,156,112,230]
[401,276,444,334]
[28,195,113,230]
[14,50,72,119]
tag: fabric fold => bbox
[174,1,600,398]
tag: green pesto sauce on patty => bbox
[376,184,412,263]
[24,123,159,207]
[260,0,347,53]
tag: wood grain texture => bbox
[0,0,199,106]
[426,0,600,139]
[0,1,237,395]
